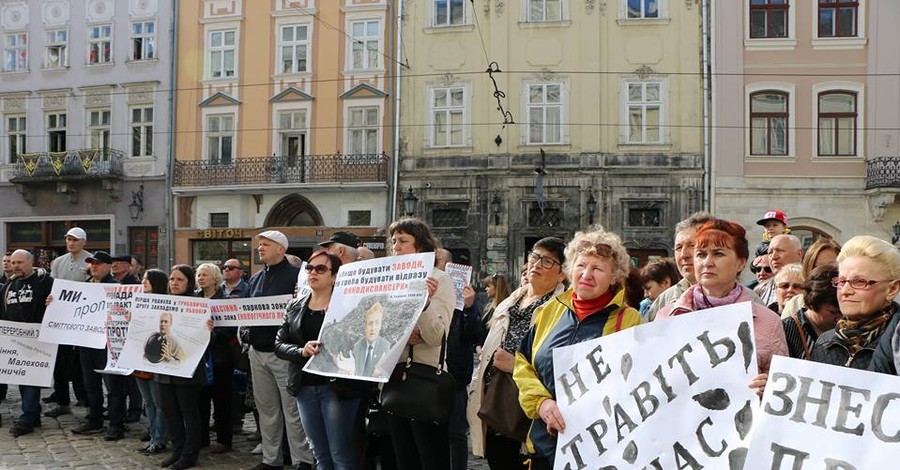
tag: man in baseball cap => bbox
[318,231,359,265]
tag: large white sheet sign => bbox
[117,294,211,378]
[745,355,900,470]
[303,253,434,383]
[40,279,125,348]
[551,302,758,470]
[101,284,143,375]
[0,320,57,387]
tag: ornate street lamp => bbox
[402,186,418,216]
[586,191,597,223]
[490,193,502,225]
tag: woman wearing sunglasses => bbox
[275,250,366,470]
[469,237,567,469]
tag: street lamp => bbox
[893,221,900,244]
[586,191,597,223]
[128,184,144,222]
[402,186,418,216]
[490,193,502,225]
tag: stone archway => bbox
[264,194,324,227]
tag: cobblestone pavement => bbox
[0,388,490,469]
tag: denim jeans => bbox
[294,385,361,470]
[136,377,168,445]
[18,385,42,426]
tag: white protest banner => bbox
[117,294,211,378]
[40,279,125,348]
[303,252,434,383]
[745,355,900,470]
[101,284,143,375]
[297,261,310,298]
[0,320,57,387]
[552,302,758,470]
[444,262,472,311]
[209,295,292,327]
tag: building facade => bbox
[712,0,898,246]
[0,0,171,269]
[171,0,397,270]
[399,0,704,280]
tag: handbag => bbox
[235,345,251,373]
[477,370,530,442]
[380,334,455,425]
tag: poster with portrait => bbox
[209,295,292,327]
[100,284,143,375]
[297,261,310,298]
[303,253,435,383]
[40,279,123,348]
[444,262,472,311]
[117,293,211,378]
[0,320,58,387]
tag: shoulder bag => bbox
[380,333,455,425]
[477,370,530,442]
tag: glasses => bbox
[831,278,893,290]
[223,265,241,271]
[305,264,330,274]
[527,251,561,270]
[759,266,773,274]
[776,282,804,290]
[575,240,613,257]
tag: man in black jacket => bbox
[2,249,54,437]
[246,231,313,470]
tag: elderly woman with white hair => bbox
[513,227,644,470]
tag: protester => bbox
[513,228,643,469]
[658,219,787,376]
[246,231,314,470]
[481,273,511,328]
[751,210,789,275]
[383,217,456,470]
[113,254,141,285]
[319,231,360,265]
[156,264,211,470]
[196,263,238,454]
[222,259,249,298]
[111,254,144,423]
[2,249,54,437]
[646,212,715,320]
[758,234,804,306]
[780,238,842,318]
[357,246,376,261]
[772,263,805,313]
[131,255,145,279]
[45,227,91,417]
[469,237,567,469]
[639,257,681,320]
[781,264,840,360]
[276,250,366,470]
[811,236,900,370]
[134,269,169,455]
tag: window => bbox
[350,21,380,70]
[749,0,789,38]
[4,32,27,72]
[750,91,788,156]
[348,107,379,155]
[208,30,236,78]
[88,109,111,157]
[627,0,659,19]
[7,115,25,163]
[434,0,465,26]
[627,208,661,227]
[129,227,159,270]
[431,87,466,147]
[278,110,307,164]
[527,83,563,144]
[626,81,663,144]
[131,21,156,60]
[818,0,858,37]
[47,112,67,153]
[45,29,68,68]
[209,213,229,228]
[818,91,856,156]
[527,0,562,22]
[432,208,467,228]
[131,107,153,157]
[206,114,234,165]
[348,210,372,226]
[279,25,308,74]
[88,24,112,64]
[528,204,562,227]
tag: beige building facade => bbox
[172,0,397,269]
[399,0,704,277]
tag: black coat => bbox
[246,258,300,351]
[447,300,485,389]
[0,268,53,323]
[869,309,900,375]
[811,307,900,370]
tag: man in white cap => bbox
[246,230,313,470]
[45,227,92,416]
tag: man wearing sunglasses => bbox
[222,259,249,298]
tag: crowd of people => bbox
[2,210,900,470]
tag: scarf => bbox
[692,283,743,311]
[834,303,897,355]
[572,289,614,322]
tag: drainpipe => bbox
[701,0,713,212]
[165,0,179,268]
[389,0,404,222]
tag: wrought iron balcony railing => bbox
[866,156,900,190]
[173,153,389,187]
[10,149,124,183]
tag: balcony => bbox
[173,153,390,188]
[866,157,900,190]
[10,149,124,184]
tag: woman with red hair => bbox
[657,219,788,374]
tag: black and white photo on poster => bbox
[303,253,435,382]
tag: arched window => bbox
[264,194,323,227]
[790,225,832,250]
[750,91,789,156]
[818,91,857,156]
